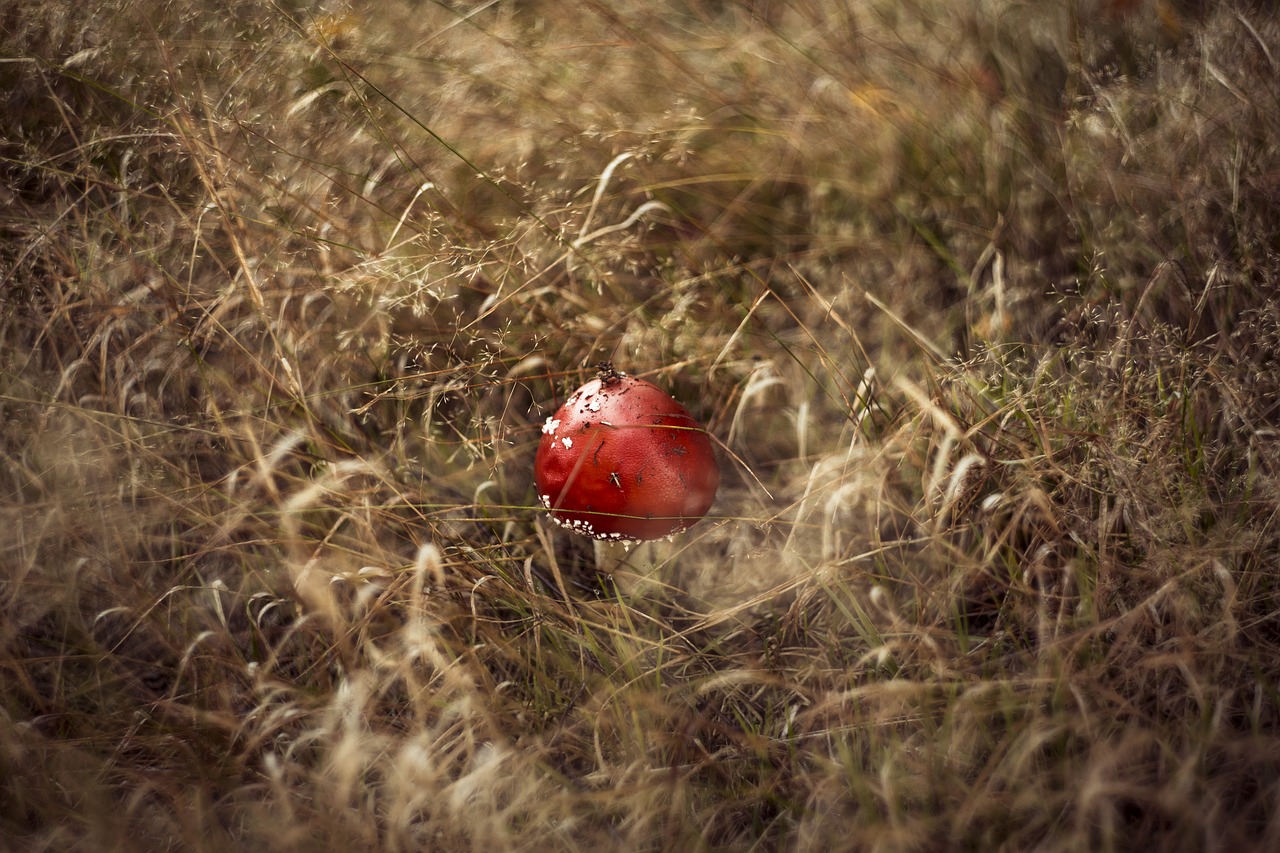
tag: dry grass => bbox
[3,0,1280,849]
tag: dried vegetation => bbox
[3,0,1280,849]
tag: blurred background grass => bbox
[3,0,1280,849]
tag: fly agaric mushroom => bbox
[535,363,719,542]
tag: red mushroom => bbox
[535,363,719,542]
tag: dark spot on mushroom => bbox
[596,361,625,386]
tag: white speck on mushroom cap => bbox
[547,511,639,544]
[541,417,560,436]
[561,437,573,449]
[587,397,602,413]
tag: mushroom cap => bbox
[534,370,720,542]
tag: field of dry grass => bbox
[4,0,1280,849]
